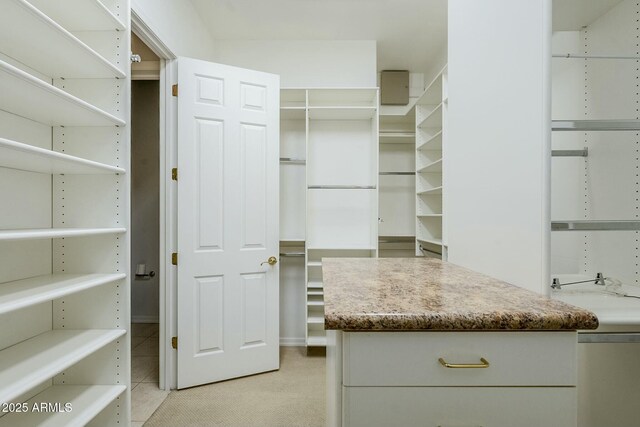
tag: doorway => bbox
[130,31,170,424]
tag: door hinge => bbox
[171,336,178,349]
[171,167,178,181]
[172,84,178,97]
[171,252,178,265]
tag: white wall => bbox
[214,40,377,87]
[447,0,551,294]
[132,0,216,59]
[131,81,160,322]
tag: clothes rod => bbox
[552,53,640,60]
[552,220,640,231]
[279,252,305,257]
[280,158,306,164]
[552,148,588,157]
[379,172,416,176]
[308,185,376,190]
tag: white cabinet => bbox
[0,0,130,425]
[279,88,379,347]
[330,331,579,427]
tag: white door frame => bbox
[131,10,178,390]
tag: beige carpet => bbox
[144,347,325,427]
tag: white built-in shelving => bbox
[0,59,124,126]
[0,0,125,79]
[0,0,130,425]
[416,67,447,257]
[280,88,378,347]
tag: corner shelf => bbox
[0,59,125,127]
[26,0,125,31]
[417,186,443,196]
[417,130,443,151]
[417,237,443,246]
[417,103,443,129]
[0,137,125,175]
[0,329,126,405]
[307,314,325,324]
[0,0,125,79]
[417,158,443,173]
[0,227,127,241]
[0,385,126,427]
[0,273,126,315]
[307,281,323,289]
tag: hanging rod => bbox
[552,53,640,60]
[379,172,416,176]
[553,120,640,131]
[419,245,442,256]
[280,158,306,165]
[308,185,376,190]
[279,252,305,257]
[552,220,640,231]
[552,148,588,157]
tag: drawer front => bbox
[343,331,577,386]
[343,386,577,427]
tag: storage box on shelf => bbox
[0,1,130,425]
[415,67,447,257]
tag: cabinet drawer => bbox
[343,386,576,427]
[343,331,577,386]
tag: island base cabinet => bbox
[343,387,577,427]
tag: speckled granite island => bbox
[323,258,598,427]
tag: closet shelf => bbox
[0,273,126,315]
[551,220,640,231]
[307,281,323,289]
[0,385,126,427]
[552,120,640,131]
[417,214,443,218]
[417,130,443,151]
[307,88,377,108]
[417,158,443,173]
[27,0,125,31]
[0,137,125,175]
[307,300,325,307]
[417,186,443,196]
[0,329,126,405]
[0,59,125,127]
[307,333,327,347]
[379,132,415,144]
[417,237,443,246]
[0,227,127,241]
[308,107,376,120]
[417,73,444,105]
[0,0,125,79]
[417,103,443,129]
[307,315,325,324]
[379,171,415,176]
[307,289,324,296]
[307,261,322,267]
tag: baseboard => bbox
[132,315,159,323]
[280,337,305,347]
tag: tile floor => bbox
[131,323,170,426]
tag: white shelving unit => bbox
[280,88,378,347]
[415,67,447,258]
[0,1,130,425]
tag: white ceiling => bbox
[190,0,447,73]
[190,0,624,73]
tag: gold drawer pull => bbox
[438,357,490,369]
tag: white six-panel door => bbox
[176,57,280,389]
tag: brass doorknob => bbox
[261,256,278,266]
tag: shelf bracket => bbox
[171,337,178,349]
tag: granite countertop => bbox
[323,258,599,331]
